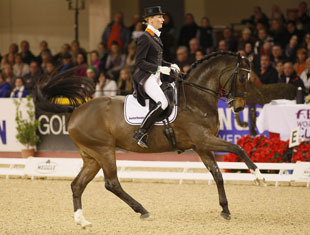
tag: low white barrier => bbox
[0,158,309,187]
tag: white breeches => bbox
[143,73,168,110]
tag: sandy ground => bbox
[0,179,309,235]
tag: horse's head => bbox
[223,54,251,112]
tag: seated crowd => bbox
[0,2,309,98]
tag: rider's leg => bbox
[133,74,168,148]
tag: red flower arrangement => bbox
[224,135,291,163]
[291,141,310,162]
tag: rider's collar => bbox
[146,25,161,37]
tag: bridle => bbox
[174,56,251,109]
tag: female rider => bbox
[133,6,180,148]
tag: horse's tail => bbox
[33,67,95,114]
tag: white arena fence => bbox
[0,157,309,187]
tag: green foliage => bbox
[14,96,40,149]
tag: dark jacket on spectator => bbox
[102,22,130,51]
[21,51,36,64]
[196,26,213,51]
[256,65,278,84]
[279,72,305,89]
[178,23,198,47]
[0,82,11,97]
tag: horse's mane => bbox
[183,51,238,79]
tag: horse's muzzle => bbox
[233,97,246,112]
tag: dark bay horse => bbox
[34,51,265,228]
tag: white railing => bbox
[0,158,309,187]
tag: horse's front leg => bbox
[196,149,231,220]
[195,135,266,185]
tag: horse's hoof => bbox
[255,178,267,187]
[76,221,92,229]
[221,211,231,220]
[140,213,152,221]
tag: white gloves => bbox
[157,66,171,75]
[170,64,181,73]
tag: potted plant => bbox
[14,96,40,158]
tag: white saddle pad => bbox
[124,86,178,126]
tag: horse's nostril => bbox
[234,107,244,112]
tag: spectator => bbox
[40,51,53,73]
[117,68,133,95]
[238,28,254,51]
[54,43,71,65]
[13,53,30,77]
[174,46,190,71]
[124,41,136,73]
[223,27,238,52]
[270,44,285,66]
[254,28,274,55]
[250,6,269,27]
[90,50,101,73]
[20,40,35,64]
[300,58,310,93]
[2,63,15,87]
[94,71,117,97]
[271,5,286,23]
[86,66,97,82]
[98,42,108,72]
[60,53,73,72]
[253,41,272,71]
[196,17,214,54]
[105,41,126,81]
[0,73,11,97]
[178,13,198,47]
[128,14,141,34]
[161,13,176,61]
[131,22,144,41]
[279,62,305,88]
[275,61,284,80]
[301,33,310,50]
[255,55,278,84]
[294,48,308,76]
[195,49,204,61]
[286,21,304,45]
[71,40,87,64]
[23,61,41,92]
[102,12,130,51]
[10,77,28,98]
[269,19,287,48]
[188,38,200,63]
[46,61,56,76]
[1,43,18,69]
[285,35,299,63]
[218,40,227,51]
[244,42,254,63]
[298,1,310,28]
[74,52,88,77]
[37,40,52,65]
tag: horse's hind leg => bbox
[71,155,100,228]
[197,150,231,220]
[93,146,151,220]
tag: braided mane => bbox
[183,50,238,79]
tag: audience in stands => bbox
[196,17,214,54]
[279,62,305,89]
[300,58,310,93]
[105,41,126,81]
[20,40,35,64]
[0,73,11,97]
[10,77,28,98]
[175,46,190,71]
[117,68,133,96]
[178,13,198,47]
[255,55,278,84]
[94,71,117,97]
[13,53,30,77]
[23,61,41,93]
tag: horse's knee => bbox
[105,179,120,193]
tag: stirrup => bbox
[134,130,148,148]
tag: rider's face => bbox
[149,15,164,29]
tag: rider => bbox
[133,6,180,148]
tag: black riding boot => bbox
[133,102,164,148]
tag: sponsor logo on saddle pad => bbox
[35,160,58,174]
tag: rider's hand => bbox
[170,64,181,73]
[157,66,171,75]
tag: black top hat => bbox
[143,6,165,18]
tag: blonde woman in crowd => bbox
[117,68,133,95]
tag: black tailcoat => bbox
[133,31,171,106]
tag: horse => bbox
[34,51,265,228]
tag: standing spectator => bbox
[54,43,71,66]
[105,41,126,81]
[60,53,73,72]
[74,52,88,77]
[279,62,305,88]
[94,71,117,97]
[13,54,30,77]
[174,46,190,71]
[300,58,310,93]
[270,44,285,66]
[223,27,238,52]
[20,40,35,64]
[117,68,133,95]
[124,41,136,73]
[254,28,274,55]
[294,48,308,76]
[196,17,214,54]
[0,73,11,97]
[90,50,101,73]
[23,61,42,93]
[255,55,278,84]
[285,35,299,63]
[10,77,28,98]
[37,40,52,65]
[178,13,198,47]
[2,63,15,86]
[102,12,130,51]
[238,28,254,51]
[161,13,176,61]
[188,38,201,64]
